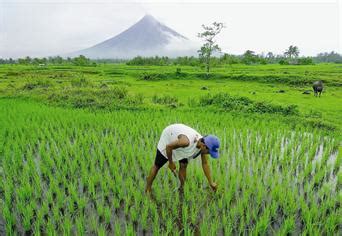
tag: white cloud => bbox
[339,0,342,54]
[144,1,339,56]
[0,0,340,58]
[0,1,146,58]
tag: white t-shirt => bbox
[157,124,202,162]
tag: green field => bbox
[0,63,341,130]
[0,63,341,235]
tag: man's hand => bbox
[210,182,218,192]
[168,162,177,177]
[166,135,190,174]
[168,161,176,171]
[201,155,217,192]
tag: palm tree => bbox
[242,50,257,64]
[284,45,300,59]
[266,52,274,59]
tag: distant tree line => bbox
[1,50,341,66]
[0,55,96,66]
[126,56,170,66]
[314,51,342,63]
[124,50,342,66]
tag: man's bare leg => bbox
[145,165,160,193]
[179,162,188,189]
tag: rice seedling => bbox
[45,219,57,236]
[103,206,111,226]
[113,220,121,235]
[97,224,107,236]
[141,204,149,231]
[62,215,72,236]
[0,98,340,235]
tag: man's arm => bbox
[201,154,217,191]
[166,135,190,171]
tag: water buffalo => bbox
[313,80,323,97]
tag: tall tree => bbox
[197,22,225,76]
[242,50,258,64]
[284,45,300,59]
[266,52,274,59]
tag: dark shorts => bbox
[154,149,188,169]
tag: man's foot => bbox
[210,182,218,192]
[145,189,156,201]
[178,186,184,200]
[145,187,152,194]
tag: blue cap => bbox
[203,135,220,158]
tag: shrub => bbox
[176,68,182,75]
[199,93,252,108]
[110,86,128,99]
[71,77,91,87]
[140,73,157,81]
[279,59,289,65]
[152,94,178,105]
[36,79,52,88]
[187,97,198,107]
[125,93,144,106]
[23,83,37,90]
[247,102,298,115]
[199,93,299,116]
[73,97,97,108]
[72,55,95,66]
[47,86,128,109]
[22,80,52,90]
[126,56,170,66]
[298,57,314,65]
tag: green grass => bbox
[0,63,341,132]
[0,98,340,235]
[0,63,341,234]
[0,99,340,234]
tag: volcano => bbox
[67,14,198,59]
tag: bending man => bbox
[145,123,220,193]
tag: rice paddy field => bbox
[0,63,341,235]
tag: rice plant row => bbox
[0,99,340,235]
